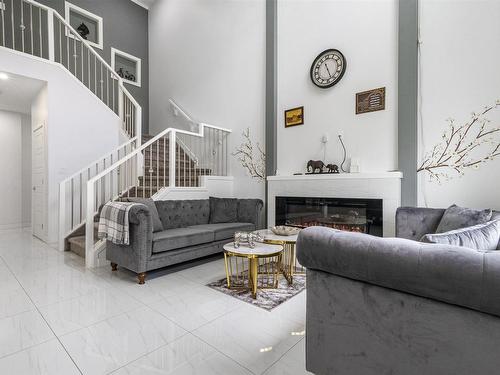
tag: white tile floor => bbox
[0,229,311,375]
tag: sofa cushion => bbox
[188,222,255,241]
[152,227,214,253]
[126,197,163,232]
[155,200,210,229]
[421,220,500,251]
[209,197,238,223]
[436,204,492,233]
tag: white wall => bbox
[277,0,398,175]
[21,114,32,227]
[418,0,500,210]
[149,0,266,199]
[0,49,125,243]
[0,111,22,229]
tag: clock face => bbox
[310,49,346,89]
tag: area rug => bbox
[207,272,306,311]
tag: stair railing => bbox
[58,137,139,251]
[0,0,141,140]
[85,123,231,267]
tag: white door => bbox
[32,124,46,240]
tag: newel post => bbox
[47,9,55,61]
[169,130,176,187]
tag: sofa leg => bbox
[137,273,146,285]
[111,263,118,271]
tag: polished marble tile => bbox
[19,266,113,307]
[0,310,54,358]
[40,288,139,336]
[113,333,251,375]
[175,257,227,285]
[263,339,311,375]
[149,285,243,331]
[0,286,35,319]
[0,339,80,375]
[60,306,187,375]
[94,267,201,305]
[193,303,305,374]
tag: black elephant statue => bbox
[326,164,339,173]
[307,160,325,173]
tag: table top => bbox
[253,229,299,243]
[223,242,284,257]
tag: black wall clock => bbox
[310,49,346,89]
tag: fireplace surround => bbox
[267,172,402,237]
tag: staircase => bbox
[1,0,231,267]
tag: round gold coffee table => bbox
[253,229,304,285]
[223,242,283,299]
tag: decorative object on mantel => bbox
[356,87,386,114]
[271,226,301,236]
[232,128,266,181]
[326,164,339,173]
[310,49,347,89]
[350,158,361,173]
[418,100,500,183]
[284,106,304,127]
[306,160,325,173]
[338,134,348,172]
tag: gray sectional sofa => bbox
[297,207,500,375]
[106,197,263,284]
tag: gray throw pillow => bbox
[126,197,163,232]
[209,197,238,223]
[421,220,500,251]
[435,204,492,233]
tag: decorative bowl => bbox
[271,226,301,236]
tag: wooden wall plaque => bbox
[356,87,386,114]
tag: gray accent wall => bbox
[398,0,418,206]
[265,0,277,178]
[38,0,149,134]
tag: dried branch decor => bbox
[418,100,500,183]
[232,128,266,181]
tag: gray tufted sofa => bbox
[297,207,500,375]
[106,198,263,284]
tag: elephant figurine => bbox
[307,160,325,173]
[326,164,339,173]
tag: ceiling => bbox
[0,73,45,114]
[131,0,156,10]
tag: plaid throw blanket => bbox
[98,201,139,245]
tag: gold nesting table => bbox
[252,229,303,285]
[223,242,283,299]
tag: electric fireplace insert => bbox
[275,196,383,237]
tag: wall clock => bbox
[310,49,346,89]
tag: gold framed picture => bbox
[284,106,304,127]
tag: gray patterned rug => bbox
[207,272,306,311]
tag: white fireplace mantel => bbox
[267,172,403,237]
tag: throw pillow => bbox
[209,197,238,223]
[126,197,163,232]
[435,204,492,233]
[421,220,500,251]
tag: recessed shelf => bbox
[65,1,103,50]
[111,48,141,87]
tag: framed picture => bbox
[65,2,103,49]
[356,87,386,114]
[284,106,304,127]
[111,48,141,87]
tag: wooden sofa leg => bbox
[137,272,146,285]
[111,263,118,271]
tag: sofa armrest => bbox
[396,206,445,240]
[106,204,153,274]
[237,199,264,228]
[296,226,500,317]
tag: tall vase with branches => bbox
[232,128,266,181]
[418,100,500,183]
